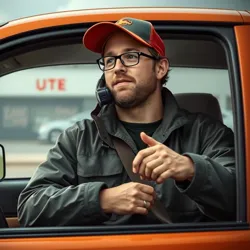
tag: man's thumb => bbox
[140,132,159,147]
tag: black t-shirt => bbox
[121,119,162,151]
[119,119,163,224]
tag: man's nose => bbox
[114,58,127,72]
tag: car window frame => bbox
[0,21,247,237]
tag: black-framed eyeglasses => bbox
[96,52,158,71]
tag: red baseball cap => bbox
[83,17,165,57]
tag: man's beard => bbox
[111,76,158,109]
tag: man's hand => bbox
[100,182,156,215]
[132,132,195,184]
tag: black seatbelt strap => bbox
[91,104,172,224]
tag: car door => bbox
[0,8,249,250]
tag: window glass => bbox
[168,67,233,131]
[0,65,97,178]
[0,38,233,178]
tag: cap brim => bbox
[82,22,152,54]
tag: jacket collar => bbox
[98,88,189,144]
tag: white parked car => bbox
[37,111,92,144]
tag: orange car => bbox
[0,6,249,250]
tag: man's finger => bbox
[156,169,173,183]
[133,207,148,215]
[140,132,160,147]
[132,147,156,173]
[138,192,155,203]
[138,154,157,176]
[138,184,155,195]
[145,160,164,179]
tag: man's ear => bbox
[155,58,169,80]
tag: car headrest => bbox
[174,93,223,122]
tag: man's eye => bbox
[105,58,115,65]
[125,53,138,59]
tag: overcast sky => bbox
[1,0,250,22]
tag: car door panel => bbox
[0,179,28,227]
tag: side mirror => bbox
[0,144,6,181]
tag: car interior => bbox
[0,33,227,76]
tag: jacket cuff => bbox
[175,153,208,198]
[82,182,111,223]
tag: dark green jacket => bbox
[17,88,236,226]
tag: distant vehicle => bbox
[37,111,92,144]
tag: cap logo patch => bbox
[116,19,132,26]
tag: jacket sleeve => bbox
[17,125,110,227]
[176,117,236,221]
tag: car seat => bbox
[174,93,223,122]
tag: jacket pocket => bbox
[76,152,125,187]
